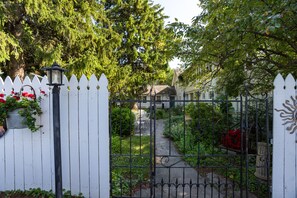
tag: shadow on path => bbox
[133,120,223,198]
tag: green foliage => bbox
[185,103,226,146]
[163,115,270,197]
[111,107,135,136]
[246,97,273,146]
[155,109,167,119]
[111,135,151,196]
[0,188,84,198]
[0,0,176,98]
[0,0,121,79]
[217,95,235,124]
[104,0,177,97]
[163,115,214,154]
[157,67,175,85]
[172,0,297,96]
[154,106,184,121]
[0,93,43,132]
[171,105,184,116]
[177,129,197,153]
[163,116,187,141]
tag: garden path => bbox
[133,120,224,198]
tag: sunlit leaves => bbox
[172,0,297,96]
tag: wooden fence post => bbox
[273,74,297,198]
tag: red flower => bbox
[222,129,241,150]
[0,98,5,103]
[28,94,35,99]
[13,96,20,100]
[0,93,4,98]
[40,90,46,95]
[22,92,29,97]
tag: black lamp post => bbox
[43,62,66,198]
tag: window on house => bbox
[202,93,206,99]
[143,96,147,103]
[156,96,161,102]
[190,93,194,101]
[185,94,188,100]
[210,91,215,99]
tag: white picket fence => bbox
[273,74,297,198]
[0,74,109,198]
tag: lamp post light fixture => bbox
[42,62,66,198]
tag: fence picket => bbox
[60,75,71,191]
[4,77,13,96]
[88,74,99,197]
[31,76,43,189]
[78,75,90,197]
[0,77,3,90]
[2,77,14,190]
[4,129,15,190]
[273,74,297,198]
[40,76,53,190]
[284,74,296,197]
[69,75,80,195]
[14,129,24,190]
[0,78,4,191]
[21,77,35,189]
[272,74,285,198]
[1,74,109,198]
[98,74,109,198]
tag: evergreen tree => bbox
[0,0,176,98]
[104,0,176,97]
[0,0,121,79]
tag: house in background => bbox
[139,85,176,109]
[138,66,219,109]
[172,68,218,106]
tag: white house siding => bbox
[138,85,176,109]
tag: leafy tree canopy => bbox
[172,0,297,96]
[0,0,176,97]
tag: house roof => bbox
[143,85,176,96]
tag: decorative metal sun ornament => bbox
[275,96,297,134]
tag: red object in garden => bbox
[222,129,242,150]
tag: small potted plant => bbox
[0,85,47,132]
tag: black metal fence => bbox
[110,93,272,198]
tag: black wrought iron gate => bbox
[110,93,272,198]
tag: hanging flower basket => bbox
[0,85,47,132]
[6,108,27,129]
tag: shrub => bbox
[178,130,197,153]
[111,107,135,136]
[155,109,167,119]
[186,102,226,146]
[217,95,235,124]
[163,116,185,141]
[171,105,183,116]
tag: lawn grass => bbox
[111,135,152,197]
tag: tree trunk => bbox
[8,54,25,80]
[7,17,26,80]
